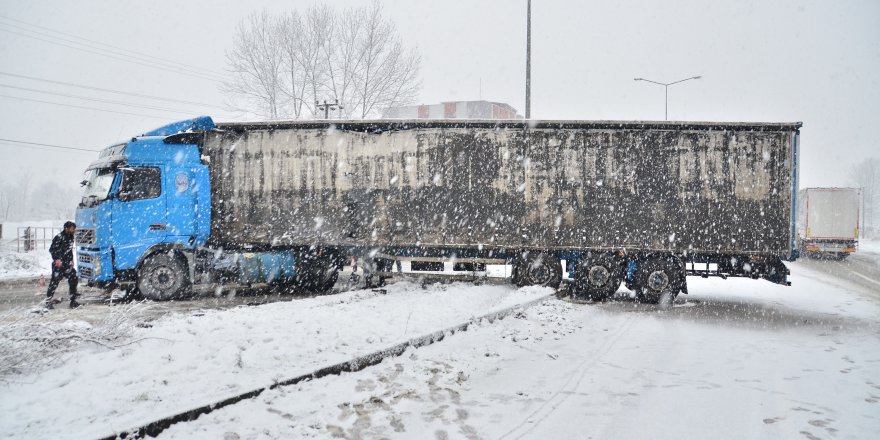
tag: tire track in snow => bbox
[499,310,638,440]
[97,292,555,440]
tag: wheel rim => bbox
[529,261,553,285]
[149,265,176,291]
[647,270,669,292]
[587,265,610,287]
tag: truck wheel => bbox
[635,257,683,304]
[574,256,622,301]
[138,252,190,301]
[520,253,563,288]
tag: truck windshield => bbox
[80,168,116,207]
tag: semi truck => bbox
[797,187,861,259]
[75,117,801,304]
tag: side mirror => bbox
[79,180,88,187]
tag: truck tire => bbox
[634,257,683,304]
[516,253,562,289]
[574,256,623,301]
[138,252,190,301]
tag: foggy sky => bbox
[0,0,877,203]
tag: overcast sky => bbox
[1,0,878,199]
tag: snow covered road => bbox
[156,263,880,440]
[1,260,879,439]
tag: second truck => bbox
[797,187,861,259]
[75,117,801,303]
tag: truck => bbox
[797,187,861,259]
[75,117,801,304]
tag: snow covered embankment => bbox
[0,281,553,440]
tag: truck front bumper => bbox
[77,247,114,282]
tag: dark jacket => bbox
[49,232,75,267]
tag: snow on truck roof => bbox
[213,119,803,133]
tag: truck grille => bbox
[75,229,96,245]
[79,266,93,278]
[78,253,93,264]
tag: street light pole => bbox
[634,75,701,120]
[525,0,531,119]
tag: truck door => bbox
[111,166,167,268]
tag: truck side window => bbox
[119,167,161,201]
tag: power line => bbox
[0,71,226,109]
[0,20,228,82]
[0,27,226,83]
[0,138,99,153]
[0,83,210,115]
[0,14,228,78]
[0,94,178,119]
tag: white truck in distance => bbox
[797,187,861,259]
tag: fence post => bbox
[24,227,34,252]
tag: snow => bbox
[0,282,552,439]
[157,264,880,440]
[859,238,880,266]
[1,262,879,439]
[0,221,61,279]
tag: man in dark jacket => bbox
[45,221,79,309]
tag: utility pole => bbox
[525,0,531,119]
[315,99,343,119]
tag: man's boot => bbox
[44,298,54,309]
[69,301,81,309]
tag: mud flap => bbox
[762,257,791,286]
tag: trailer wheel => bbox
[138,252,190,301]
[574,256,622,301]
[517,253,562,288]
[635,257,683,304]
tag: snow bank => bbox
[0,249,50,280]
[0,221,61,279]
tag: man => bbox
[45,221,79,309]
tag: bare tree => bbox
[279,6,334,119]
[350,1,421,119]
[222,11,285,119]
[322,6,363,119]
[223,3,420,120]
[850,158,880,238]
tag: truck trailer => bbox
[797,187,861,259]
[75,117,801,303]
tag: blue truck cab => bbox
[75,117,214,292]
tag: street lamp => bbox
[634,75,701,120]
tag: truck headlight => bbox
[94,255,101,274]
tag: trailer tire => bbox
[634,257,683,304]
[517,253,562,289]
[574,255,623,301]
[138,252,190,301]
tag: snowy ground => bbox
[0,258,878,439]
[0,282,552,439]
[0,221,61,279]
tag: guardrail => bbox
[17,227,59,252]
